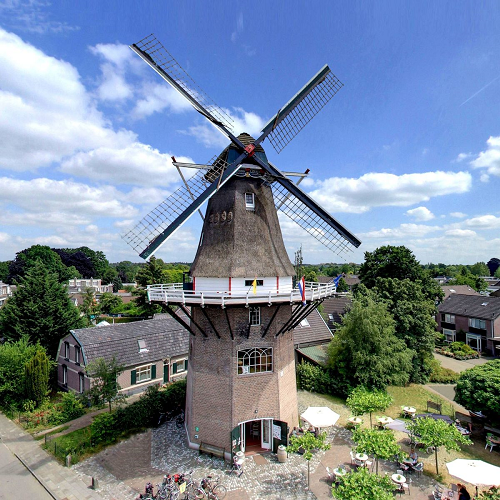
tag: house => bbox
[67,277,113,294]
[441,285,480,300]
[56,314,190,395]
[0,281,12,308]
[318,274,360,292]
[294,308,334,366]
[436,295,500,355]
[322,295,352,332]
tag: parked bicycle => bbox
[193,476,226,500]
[175,409,185,429]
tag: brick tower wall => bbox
[185,305,298,452]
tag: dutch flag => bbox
[298,276,306,306]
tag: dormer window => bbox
[245,192,255,210]
[138,339,148,353]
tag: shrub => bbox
[296,361,352,397]
[428,358,459,384]
[90,412,119,444]
[449,342,475,356]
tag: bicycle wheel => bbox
[193,487,205,499]
[211,485,227,500]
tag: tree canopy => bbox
[406,417,472,474]
[352,427,401,474]
[454,360,500,417]
[335,467,395,500]
[346,387,393,427]
[86,356,126,412]
[371,278,437,383]
[0,260,83,357]
[328,291,413,390]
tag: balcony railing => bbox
[147,281,341,307]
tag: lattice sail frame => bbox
[262,67,344,154]
[271,182,354,257]
[123,156,228,256]
[133,34,234,131]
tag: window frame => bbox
[175,359,187,374]
[469,317,486,329]
[62,364,67,385]
[74,346,80,364]
[79,372,85,393]
[64,341,70,360]
[249,306,261,326]
[245,192,255,210]
[135,364,152,383]
[442,313,455,324]
[237,347,273,375]
[245,279,263,287]
[442,328,456,343]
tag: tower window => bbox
[245,192,255,210]
[249,306,261,326]
[237,347,273,374]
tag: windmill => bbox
[124,34,361,457]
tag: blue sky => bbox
[1,1,500,265]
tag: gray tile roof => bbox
[72,315,190,368]
[321,295,352,330]
[293,308,333,346]
[438,295,500,320]
[441,285,480,300]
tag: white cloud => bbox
[60,143,191,187]
[231,12,244,42]
[360,223,440,240]
[0,177,137,221]
[0,232,10,243]
[0,28,134,171]
[406,206,435,221]
[132,83,192,119]
[454,152,473,163]
[307,171,471,213]
[470,135,500,179]
[450,212,467,218]
[444,229,477,238]
[464,214,500,230]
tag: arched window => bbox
[237,347,273,374]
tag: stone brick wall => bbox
[186,304,298,452]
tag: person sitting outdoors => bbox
[308,425,316,434]
[457,483,471,500]
[409,449,418,463]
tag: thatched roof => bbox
[191,134,294,278]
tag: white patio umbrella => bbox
[300,407,340,429]
[446,459,500,496]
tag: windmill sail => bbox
[260,66,343,154]
[131,34,234,134]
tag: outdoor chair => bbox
[325,466,335,484]
[412,462,423,477]
[448,483,458,498]
[365,459,373,471]
[485,433,497,452]
[401,478,412,495]
[396,469,406,477]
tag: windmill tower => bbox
[124,35,361,457]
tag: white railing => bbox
[147,281,339,307]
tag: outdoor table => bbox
[403,406,416,416]
[377,416,393,426]
[456,425,471,436]
[403,458,416,467]
[333,468,347,478]
[355,453,368,462]
[490,435,500,444]
[391,473,406,484]
[348,417,362,425]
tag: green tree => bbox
[7,245,73,284]
[287,431,330,488]
[335,467,395,500]
[0,337,40,407]
[372,278,438,384]
[24,347,52,407]
[454,360,500,417]
[0,261,83,357]
[69,247,111,280]
[0,261,9,282]
[470,262,489,276]
[479,487,500,500]
[352,428,401,474]
[294,245,304,284]
[304,270,318,282]
[346,387,393,428]
[80,287,100,326]
[86,357,126,412]
[328,292,413,390]
[406,417,472,474]
[99,292,123,315]
[336,277,349,293]
[358,245,442,302]
[134,257,167,316]
[447,273,488,292]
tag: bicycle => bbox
[193,476,227,500]
[175,409,185,429]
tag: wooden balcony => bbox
[147,281,342,308]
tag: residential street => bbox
[0,441,53,500]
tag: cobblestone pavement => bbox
[73,391,438,500]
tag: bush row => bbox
[90,379,186,444]
[296,361,352,398]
